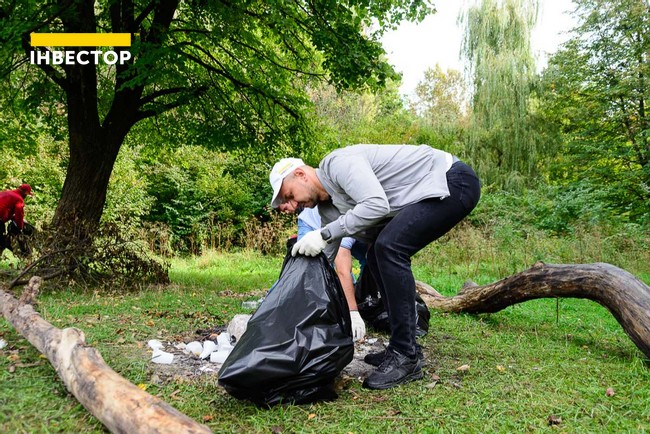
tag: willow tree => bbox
[0,0,433,243]
[460,0,540,189]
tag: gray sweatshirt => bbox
[315,144,453,259]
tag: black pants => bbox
[365,161,481,357]
[0,221,8,251]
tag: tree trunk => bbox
[51,134,122,234]
[416,261,650,359]
[0,277,212,434]
[50,0,106,235]
[50,0,144,236]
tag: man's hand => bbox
[350,310,366,341]
[291,229,327,257]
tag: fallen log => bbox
[416,262,650,359]
[0,276,213,434]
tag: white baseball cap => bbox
[269,158,305,208]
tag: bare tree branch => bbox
[416,262,650,359]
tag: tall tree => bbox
[460,0,541,189]
[411,64,468,153]
[412,65,467,124]
[307,78,414,154]
[540,0,650,222]
[0,0,433,239]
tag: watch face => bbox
[321,228,331,240]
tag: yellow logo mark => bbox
[277,162,294,174]
[30,33,131,47]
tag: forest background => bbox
[1,0,650,432]
[0,0,648,270]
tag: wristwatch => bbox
[320,227,332,242]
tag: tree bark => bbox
[49,0,179,235]
[0,277,212,434]
[416,262,650,359]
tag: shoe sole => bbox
[362,368,425,390]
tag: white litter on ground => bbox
[209,350,230,364]
[0,339,7,350]
[216,332,233,350]
[148,339,164,351]
[147,331,236,369]
[146,314,390,382]
[199,340,217,359]
[226,314,251,342]
[185,341,203,357]
[151,349,174,364]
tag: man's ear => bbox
[293,167,307,181]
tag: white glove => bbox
[350,310,366,342]
[291,229,327,257]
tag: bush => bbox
[0,136,66,227]
[103,145,155,237]
[467,182,643,238]
[239,210,295,255]
[3,220,169,291]
[144,146,257,254]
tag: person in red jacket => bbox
[0,184,33,251]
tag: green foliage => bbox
[238,211,296,255]
[0,69,67,181]
[103,145,155,230]
[412,65,467,124]
[461,0,546,188]
[417,197,650,287]
[144,146,257,254]
[0,107,39,159]
[469,185,644,237]
[307,80,419,160]
[0,0,435,235]
[0,135,66,226]
[410,65,468,154]
[538,0,650,223]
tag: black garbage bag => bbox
[4,221,35,255]
[218,238,353,407]
[354,268,430,337]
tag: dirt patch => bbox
[147,328,389,386]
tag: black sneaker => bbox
[362,347,424,390]
[363,344,424,367]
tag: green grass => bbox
[1,239,650,433]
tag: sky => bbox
[380,1,578,98]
